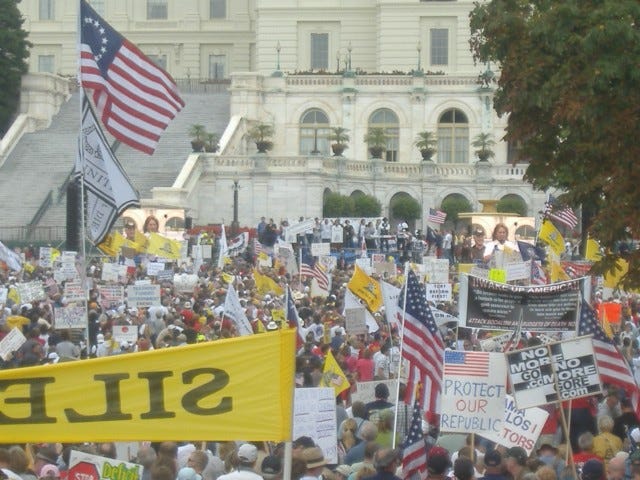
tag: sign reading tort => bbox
[506,336,601,409]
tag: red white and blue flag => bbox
[444,350,490,377]
[543,195,578,230]
[402,393,428,480]
[80,0,184,154]
[427,208,447,224]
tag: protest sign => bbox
[344,308,367,335]
[54,305,87,329]
[15,281,46,303]
[146,262,166,277]
[156,269,174,283]
[506,261,532,282]
[481,395,549,455]
[69,450,143,480]
[0,288,6,305]
[173,274,198,293]
[431,306,458,327]
[293,387,338,464]
[372,254,386,264]
[459,275,584,331]
[64,282,86,303]
[506,336,601,409]
[126,284,161,308]
[101,263,128,283]
[373,261,396,277]
[426,283,452,303]
[112,325,138,344]
[440,351,507,435]
[331,227,343,244]
[352,380,398,405]
[39,247,53,268]
[284,218,315,243]
[311,242,330,257]
[355,257,372,273]
[422,258,450,283]
[0,328,27,361]
[318,255,337,273]
[98,285,124,310]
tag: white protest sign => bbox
[352,380,398,404]
[173,274,198,293]
[422,258,450,283]
[426,283,452,303]
[64,282,86,303]
[355,257,372,274]
[69,450,142,480]
[112,325,139,344]
[0,328,27,361]
[39,247,53,268]
[15,281,46,303]
[344,308,367,335]
[506,261,532,282]
[311,242,330,257]
[431,306,458,327]
[331,226,343,244]
[293,387,338,464]
[440,351,507,435]
[0,288,7,305]
[372,253,386,264]
[101,263,127,283]
[481,395,549,455]
[470,265,490,279]
[284,218,315,243]
[506,336,601,409]
[146,262,166,277]
[99,285,124,309]
[126,284,161,308]
[54,305,87,329]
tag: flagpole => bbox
[392,261,410,448]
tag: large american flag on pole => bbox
[402,391,428,480]
[300,262,330,291]
[80,0,184,155]
[398,269,445,424]
[578,300,640,417]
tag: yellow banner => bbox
[253,268,284,296]
[539,219,565,256]
[146,233,182,260]
[0,330,295,443]
[348,265,383,312]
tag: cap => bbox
[266,321,279,331]
[176,467,202,480]
[39,465,60,478]
[302,447,326,469]
[484,449,502,467]
[581,459,605,480]
[261,456,282,480]
[125,221,136,228]
[238,444,258,464]
[427,447,451,475]
[506,446,528,466]
[183,302,192,309]
[96,334,105,344]
[473,228,485,236]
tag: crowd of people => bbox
[0,214,639,480]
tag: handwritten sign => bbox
[344,308,367,335]
[0,328,27,361]
[311,242,330,257]
[293,388,337,464]
[54,305,87,329]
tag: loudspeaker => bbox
[66,178,81,251]
[184,216,193,230]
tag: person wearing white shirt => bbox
[483,222,518,261]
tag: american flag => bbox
[253,238,266,257]
[300,262,330,291]
[427,208,447,224]
[286,286,305,349]
[402,395,428,480]
[444,351,489,377]
[544,195,578,230]
[80,0,184,155]
[398,269,445,424]
[578,300,640,417]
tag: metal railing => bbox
[0,226,66,244]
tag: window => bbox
[310,33,329,70]
[38,55,55,73]
[369,109,399,162]
[437,109,469,163]
[208,55,226,80]
[88,0,105,16]
[210,0,226,19]
[147,0,167,20]
[299,109,330,155]
[430,28,448,66]
[147,55,167,70]
[39,0,54,20]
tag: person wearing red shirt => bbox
[355,348,374,382]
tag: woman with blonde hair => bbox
[338,418,358,463]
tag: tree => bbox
[0,0,31,135]
[441,195,473,229]
[470,0,640,289]
[497,195,528,217]
[390,196,421,224]
[323,193,355,217]
[353,194,382,217]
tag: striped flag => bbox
[544,195,578,230]
[286,286,305,349]
[427,208,447,224]
[300,262,330,291]
[444,351,490,377]
[80,0,184,154]
[398,269,444,424]
[578,300,640,418]
[402,392,428,480]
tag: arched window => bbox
[369,109,399,162]
[300,109,330,155]
[437,108,469,163]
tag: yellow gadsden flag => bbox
[0,329,296,443]
[348,265,383,313]
[253,268,284,296]
[585,238,602,262]
[319,350,350,396]
[97,231,126,257]
[146,233,182,260]
[539,219,565,256]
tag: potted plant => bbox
[414,130,438,161]
[189,124,207,152]
[248,122,275,153]
[328,127,350,156]
[363,127,388,159]
[472,132,496,162]
[204,132,220,153]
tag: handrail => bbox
[27,190,54,239]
